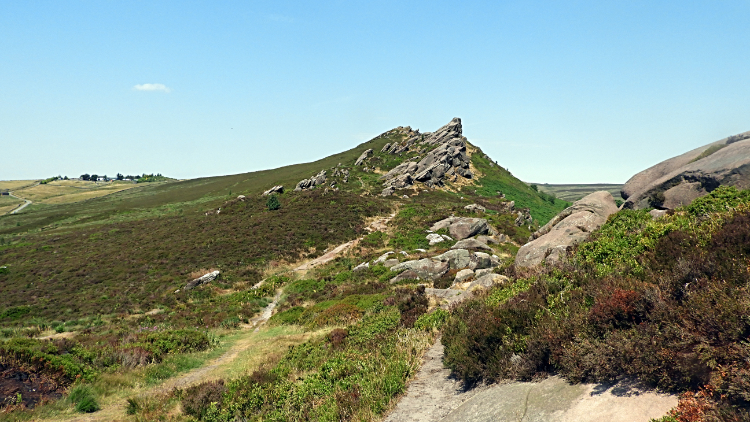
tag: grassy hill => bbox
[0,122,576,420]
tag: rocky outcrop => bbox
[516,191,618,267]
[380,118,473,190]
[430,216,493,240]
[185,270,220,290]
[621,131,750,209]
[262,185,284,196]
[355,149,373,166]
[294,170,327,191]
[390,259,450,281]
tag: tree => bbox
[266,194,281,211]
[81,174,90,181]
[90,174,98,182]
[116,173,124,181]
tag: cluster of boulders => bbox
[622,130,750,210]
[352,215,511,308]
[380,118,473,195]
[355,149,373,166]
[515,191,618,267]
[294,170,327,191]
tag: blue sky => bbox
[2,1,749,183]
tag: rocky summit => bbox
[621,130,750,209]
[380,118,473,194]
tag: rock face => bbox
[516,191,618,267]
[294,170,327,191]
[380,118,473,190]
[621,131,750,209]
[262,185,284,196]
[354,149,373,166]
[185,270,220,290]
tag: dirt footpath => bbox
[386,340,677,422]
[384,341,489,422]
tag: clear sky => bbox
[2,1,749,183]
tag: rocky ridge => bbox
[380,118,473,195]
[622,130,750,209]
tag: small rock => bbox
[452,238,492,250]
[383,258,400,268]
[441,235,453,241]
[400,251,408,256]
[353,262,370,272]
[237,195,246,200]
[464,204,486,213]
[373,251,395,264]
[415,248,427,253]
[650,209,668,219]
[454,269,474,283]
[426,233,446,245]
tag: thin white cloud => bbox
[133,83,171,93]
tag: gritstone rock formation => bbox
[621,131,750,209]
[294,170,327,191]
[380,118,473,193]
[515,191,618,267]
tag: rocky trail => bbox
[386,340,677,422]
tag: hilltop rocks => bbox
[262,185,284,196]
[622,131,750,209]
[389,248,499,283]
[426,233,449,245]
[294,170,327,191]
[185,270,220,290]
[355,149,374,166]
[430,216,493,240]
[380,118,473,190]
[516,191,618,267]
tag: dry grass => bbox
[0,195,24,214]
[0,180,38,191]
[11,181,139,204]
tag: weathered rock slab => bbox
[516,191,618,267]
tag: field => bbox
[0,196,24,215]
[0,180,39,192]
[533,183,624,202]
[7,180,141,205]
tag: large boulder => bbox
[621,131,750,209]
[516,191,618,267]
[430,216,492,240]
[185,270,220,290]
[262,185,284,196]
[294,170,327,191]
[451,238,492,250]
[391,259,449,280]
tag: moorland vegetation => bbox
[0,122,568,420]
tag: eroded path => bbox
[386,340,677,422]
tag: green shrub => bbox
[266,194,281,211]
[69,384,100,413]
[414,309,450,331]
[1,305,30,320]
[0,265,8,275]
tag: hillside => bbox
[0,119,573,420]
